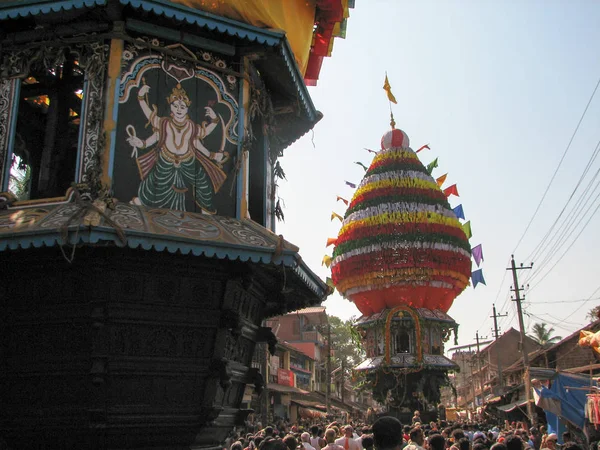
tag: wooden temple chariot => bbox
[0,0,351,448]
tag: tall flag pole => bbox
[383,73,397,128]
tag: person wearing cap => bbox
[334,425,360,450]
[541,433,558,450]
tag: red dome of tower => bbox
[331,128,471,315]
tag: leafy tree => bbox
[587,305,600,322]
[529,323,562,347]
[529,322,562,368]
[327,315,365,399]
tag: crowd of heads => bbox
[227,415,591,450]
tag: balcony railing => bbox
[301,330,324,344]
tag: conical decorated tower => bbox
[331,126,472,422]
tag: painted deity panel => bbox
[113,42,239,215]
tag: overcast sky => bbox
[277,0,600,351]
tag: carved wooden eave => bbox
[0,202,330,311]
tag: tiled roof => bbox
[291,306,326,315]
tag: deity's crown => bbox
[167,83,191,106]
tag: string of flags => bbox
[414,147,486,290]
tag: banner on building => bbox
[277,368,295,387]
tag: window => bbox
[395,330,411,354]
[6,51,83,201]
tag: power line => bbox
[528,296,600,305]
[525,163,600,283]
[527,197,600,292]
[513,74,600,254]
[526,139,600,265]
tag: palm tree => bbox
[529,323,562,368]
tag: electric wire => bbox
[512,74,600,254]
[525,138,600,265]
[528,297,600,305]
[527,196,600,293]
[524,162,600,285]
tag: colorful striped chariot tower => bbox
[331,126,472,423]
[0,1,353,448]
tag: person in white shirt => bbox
[404,427,426,450]
[334,426,361,450]
[301,432,317,450]
[310,425,322,450]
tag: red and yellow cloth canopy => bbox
[169,0,352,85]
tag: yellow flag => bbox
[462,221,472,239]
[383,75,397,104]
[436,173,448,187]
[322,255,332,268]
[331,212,343,222]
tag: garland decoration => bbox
[330,128,472,315]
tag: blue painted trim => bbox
[294,260,330,299]
[2,80,21,192]
[107,74,122,182]
[118,0,318,123]
[235,77,245,220]
[74,76,89,182]
[279,40,318,122]
[0,0,106,19]
[119,0,283,46]
[0,226,300,266]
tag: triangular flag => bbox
[453,204,465,220]
[345,181,356,188]
[383,74,397,104]
[416,144,430,153]
[331,212,343,222]
[364,148,378,154]
[443,184,459,198]
[436,173,447,187]
[336,196,349,206]
[472,244,484,267]
[426,158,438,174]
[322,255,332,268]
[471,269,486,288]
[326,238,337,247]
[354,161,368,171]
[462,221,472,239]
[326,277,335,288]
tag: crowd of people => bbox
[224,414,591,450]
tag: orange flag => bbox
[383,75,397,104]
[336,196,349,205]
[326,238,338,247]
[416,144,430,153]
[443,184,459,198]
[436,173,448,187]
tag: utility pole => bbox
[262,342,269,426]
[508,255,534,425]
[490,304,508,393]
[474,331,488,406]
[326,321,331,414]
[341,358,345,405]
[468,356,477,411]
